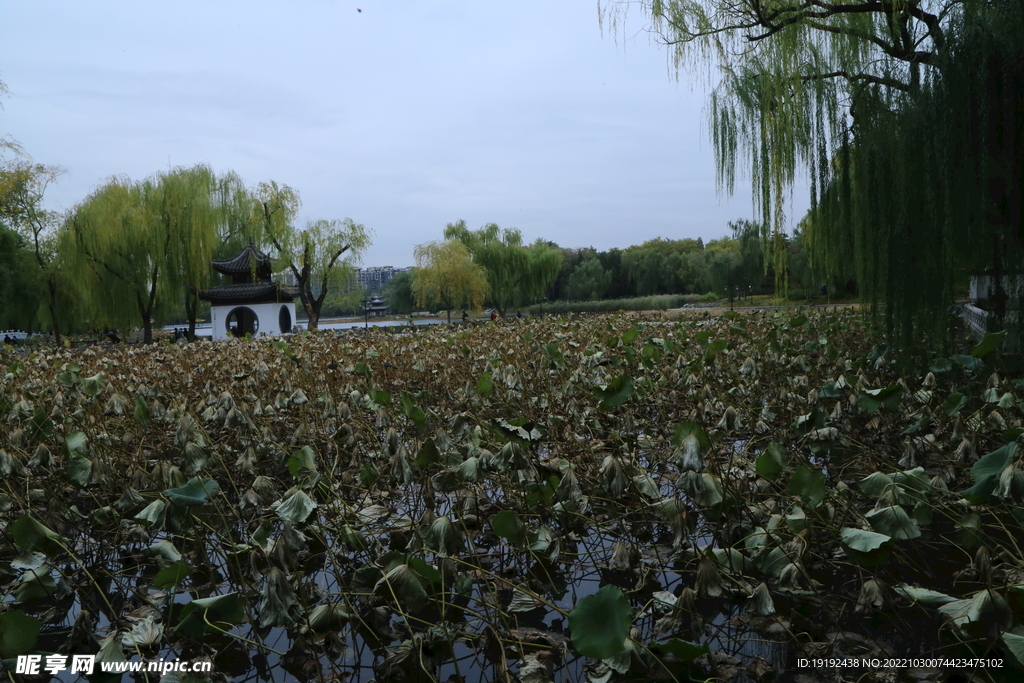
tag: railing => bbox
[960,304,1019,353]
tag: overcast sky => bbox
[1,1,807,267]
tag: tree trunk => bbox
[186,290,198,342]
[47,278,62,347]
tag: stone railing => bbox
[960,304,1019,353]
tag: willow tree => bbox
[601,0,1007,345]
[62,165,219,343]
[253,181,370,330]
[0,161,68,342]
[412,240,488,323]
[444,221,563,316]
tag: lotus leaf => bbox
[568,585,631,659]
[0,609,40,658]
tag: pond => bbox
[3,311,1022,683]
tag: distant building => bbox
[354,266,411,293]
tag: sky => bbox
[0,1,808,267]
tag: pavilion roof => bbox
[212,245,272,277]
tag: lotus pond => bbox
[1,310,1023,683]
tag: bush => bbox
[525,294,714,314]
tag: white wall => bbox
[210,302,296,341]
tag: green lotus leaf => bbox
[568,585,631,659]
[0,609,41,658]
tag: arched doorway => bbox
[279,305,292,333]
[226,307,259,337]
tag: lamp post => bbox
[362,297,369,329]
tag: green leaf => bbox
[419,515,464,557]
[961,443,1017,503]
[840,527,891,553]
[153,561,193,588]
[632,475,661,500]
[353,362,372,377]
[972,331,1007,358]
[621,328,640,344]
[1002,632,1024,667]
[174,593,244,639]
[287,445,317,476]
[369,388,391,406]
[66,451,92,488]
[952,354,984,373]
[593,375,634,410]
[543,343,566,368]
[415,438,440,467]
[858,383,903,413]
[755,442,788,481]
[10,516,67,557]
[14,566,57,602]
[972,443,1017,482]
[375,564,429,611]
[930,358,952,373]
[476,371,494,397]
[568,585,631,659]
[840,527,893,566]
[942,393,968,416]
[258,567,302,628]
[493,510,527,545]
[786,465,826,507]
[705,338,728,360]
[29,409,53,440]
[670,422,711,450]
[134,500,167,528]
[400,394,427,432]
[164,477,220,507]
[865,505,921,540]
[142,540,182,563]
[307,603,354,632]
[789,314,808,328]
[80,373,105,397]
[276,490,317,523]
[858,471,895,497]
[893,584,957,606]
[133,395,151,428]
[0,609,41,658]
[648,638,710,663]
[360,462,380,487]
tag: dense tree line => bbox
[545,220,845,304]
[0,162,368,340]
[388,218,849,316]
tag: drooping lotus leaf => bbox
[374,564,429,611]
[865,505,921,540]
[276,490,317,523]
[165,477,220,507]
[174,592,245,639]
[258,567,302,628]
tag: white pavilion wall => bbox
[209,302,296,341]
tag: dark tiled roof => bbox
[212,246,272,277]
[199,282,294,304]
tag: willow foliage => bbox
[601,1,1015,347]
[62,165,219,342]
[809,2,1024,348]
[444,221,563,316]
[412,239,488,323]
